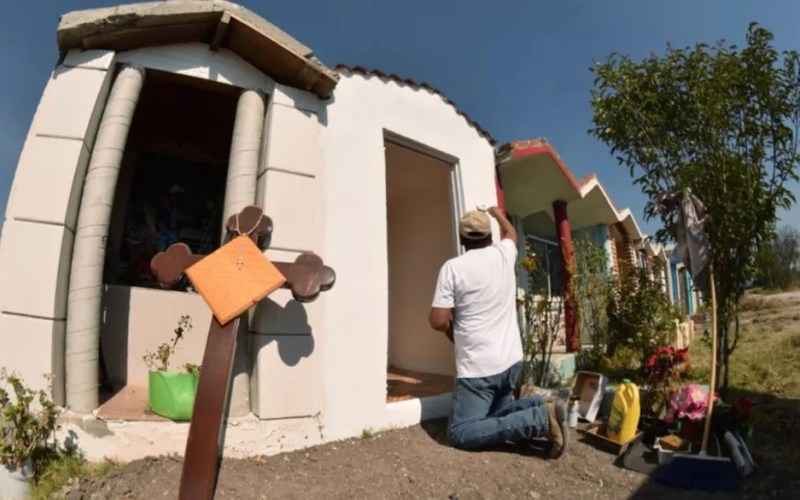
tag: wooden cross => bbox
[150,205,335,500]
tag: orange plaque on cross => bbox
[185,235,286,324]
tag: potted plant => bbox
[639,345,691,445]
[664,383,718,443]
[144,315,201,421]
[713,396,753,441]
[0,371,58,499]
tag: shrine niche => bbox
[105,70,240,289]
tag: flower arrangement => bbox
[640,345,691,418]
[665,384,718,423]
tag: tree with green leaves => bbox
[755,225,800,290]
[589,23,800,396]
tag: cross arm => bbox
[149,206,335,302]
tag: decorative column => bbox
[66,66,145,413]
[553,200,579,352]
[222,89,265,231]
[221,89,266,416]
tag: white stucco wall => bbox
[0,50,117,404]
[319,73,497,440]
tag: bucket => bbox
[148,371,200,421]
[0,460,34,500]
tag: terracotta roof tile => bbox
[334,64,496,145]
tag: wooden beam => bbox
[82,22,216,52]
[224,16,338,98]
[209,12,231,52]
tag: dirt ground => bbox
[62,292,800,500]
[62,418,791,500]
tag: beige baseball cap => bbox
[459,211,491,240]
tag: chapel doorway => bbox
[384,139,458,403]
[97,69,241,417]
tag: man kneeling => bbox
[429,207,568,458]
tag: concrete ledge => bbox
[383,393,451,430]
[58,412,326,462]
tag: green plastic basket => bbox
[148,371,199,421]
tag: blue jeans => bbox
[447,362,550,450]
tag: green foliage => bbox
[571,237,615,370]
[143,315,194,373]
[30,449,121,500]
[0,371,58,469]
[755,226,800,290]
[606,263,681,362]
[183,363,201,375]
[517,243,564,391]
[361,428,375,440]
[589,23,800,394]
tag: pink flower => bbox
[664,384,712,423]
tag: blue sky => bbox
[0,0,798,235]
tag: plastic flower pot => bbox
[639,415,670,446]
[678,417,704,443]
[0,460,34,500]
[148,371,200,421]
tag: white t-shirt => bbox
[432,238,523,379]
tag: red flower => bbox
[735,397,752,416]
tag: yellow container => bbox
[606,379,640,443]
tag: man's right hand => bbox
[487,206,517,244]
[487,206,506,220]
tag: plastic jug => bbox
[606,379,640,443]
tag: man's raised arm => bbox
[488,206,517,244]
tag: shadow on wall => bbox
[251,297,314,366]
[99,285,131,391]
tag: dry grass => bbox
[30,451,121,500]
[688,293,800,494]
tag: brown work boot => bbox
[546,400,568,458]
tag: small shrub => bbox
[361,428,374,439]
[606,262,681,362]
[572,237,615,370]
[517,243,564,391]
[0,371,59,469]
[143,315,195,373]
